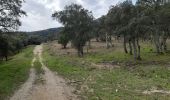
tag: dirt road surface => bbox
[10,45,78,100]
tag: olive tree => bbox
[52,4,94,57]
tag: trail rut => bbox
[10,45,78,100]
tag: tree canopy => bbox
[52,4,94,56]
[0,0,26,61]
[0,0,26,32]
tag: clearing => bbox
[43,40,170,100]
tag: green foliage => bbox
[34,58,43,76]
[26,27,62,42]
[52,4,94,56]
[50,0,170,60]
[28,35,42,45]
[0,0,27,61]
[0,32,29,61]
[58,32,70,49]
[0,0,26,32]
[103,0,170,60]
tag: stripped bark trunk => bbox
[161,34,168,53]
[153,30,162,54]
[129,39,133,55]
[123,35,128,54]
[109,35,114,47]
[77,45,83,57]
[132,38,137,60]
[80,47,84,57]
[106,33,109,49]
[163,38,167,52]
[136,38,141,60]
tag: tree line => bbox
[0,29,61,61]
[0,0,62,61]
[1,0,170,61]
[0,0,26,61]
[53,0,170,60]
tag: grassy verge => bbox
[0,46,34,100]
[43,43,170,100]
[34,59,43,76]
[84,42,170,63]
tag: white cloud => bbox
[19,0,137,31]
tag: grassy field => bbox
[43,41,170,100]
[0,46,34,100]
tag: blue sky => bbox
[20,0,137,31]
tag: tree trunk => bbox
[63,44,67,49]
[106,33,109,49]
[163,39,167,52]
[153,30,161,54]
[132,39,137,60]
[123,35,128,54]
[77,44,84,57]
[77,45,81,57]
[80,46,84,57]
[109,35,114,47]
[5,56,8,61]
[129,40,133,55]
[96,37,99,42]
[136,38,141,60]
[161,34,168,53]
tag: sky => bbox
[19,0,136,32]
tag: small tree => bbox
[52,4,94,57]
[58,32,69,49]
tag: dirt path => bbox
[10,45,78,100]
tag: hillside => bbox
[26,27,62,41]
[25,27,62,44]
[27,27,62,37]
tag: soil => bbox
[10,45,78,100]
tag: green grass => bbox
[0,46,34,100]
[43,43,170,100]
[84,42,170,64]
[34,59,43,75]
[33,57,44,84]
[43,48,91,82]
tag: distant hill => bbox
[27,27,62,36]
[25,27,63,43]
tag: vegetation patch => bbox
[43,43,170,100]
[33,59,44,85]
[0,46,34,100]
